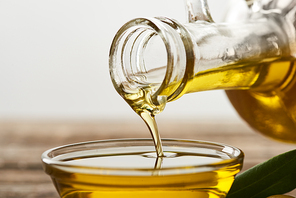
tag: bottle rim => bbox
[109,17,195,105]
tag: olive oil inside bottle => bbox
[119,57,296,155]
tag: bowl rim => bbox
[41,138,244,176]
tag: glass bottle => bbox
[109,0,296,143]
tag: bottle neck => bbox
[109,13,294,106]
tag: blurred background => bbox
[0,0,241,122]
[2,1,296,197]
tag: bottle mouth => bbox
[109,17,194,104]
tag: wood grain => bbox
[0,119,295,197]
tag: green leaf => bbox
[226,149,296,198]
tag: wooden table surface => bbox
[1,119,296,198]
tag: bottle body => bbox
[226,60,296,142]
[189,53,296,142]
